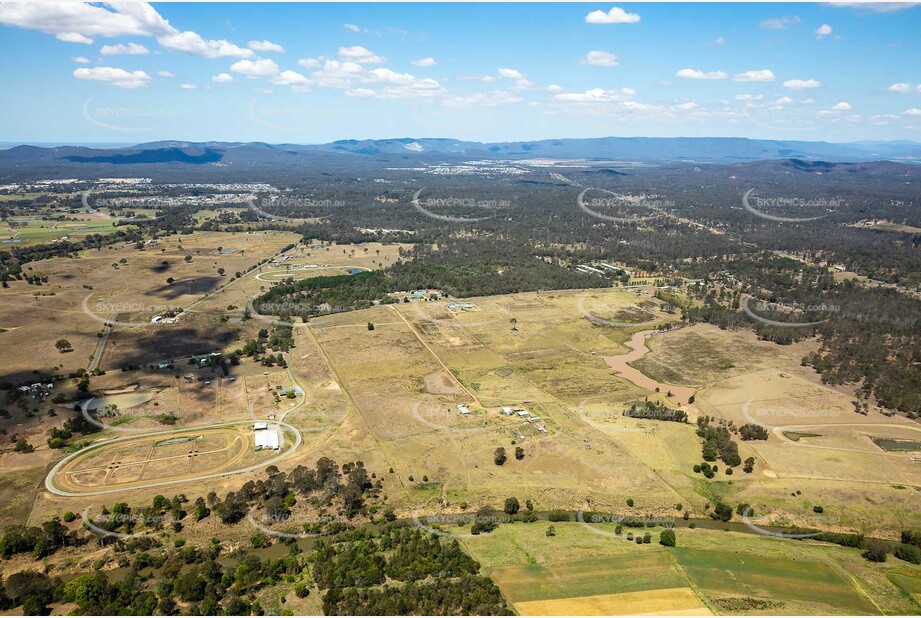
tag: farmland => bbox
[0,175,920,615]
[458,522,921,616]
[11,267,919,538]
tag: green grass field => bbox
[0,220,132,246]
[456,521,921,615]
[491,552,685,603]
[672,546,877,614]
[889,572,921,606]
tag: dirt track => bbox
[45,420,302,497]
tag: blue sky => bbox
[0,2,918,144]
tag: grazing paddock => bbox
[490,553,708,616]
[672,546,877,615]
[491,553,687,601]
[889,573,921,606]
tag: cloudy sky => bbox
[0,2,918,144]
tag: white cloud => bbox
[309,59,365,88]
[271,70,310,85]
[229,58,279,77]
[364,68,444,98]
[0,2,256,59]
[337,45,384,64]
[211,72,233,83]
[546,84,563,93]
[774,96,794,105]
[248,39,284,53]
[827,2,920,13]
[814,24,833,39]
[442,90,524,107]
[585,7,641,24]
[870,114,900,123]
[903,108,921,116]
[831,101,852,111]
[553,87,636,103]
[888,82,911,93]
[344,23,360,32]
[100,42,149,56]
[179,83,196,90]
[411,57,437,67]
[346,88,376,98]
[676,68,727,80]
[715,36,725,44]
[760,16,801,29]
[298,56,447,100]
[550,87,657,116]
[676,101,699,110]
[73,66,151,89]
[0,2,172,38]
[72,56,90,64]
[783,78,822,89]
[157,31,252,59]
[583,50,618,67]
[517,79,536,90]
[733,69,775,82]
[157,70,175,77]
[456,74,498,83]
[298,57,320,69]
[57,32,93,44]
[734,94,764,102]
[498,68,524,79]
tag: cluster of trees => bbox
[693,462,720,479]
[696,416,742,467]
[0,518,80,560]
[312,526,510,615]
[0,540,305,615]
[624,401,688,423]
[322,575,511,615]
[212,458,378,528]
[739,423,769,441]
[235,325,292,367]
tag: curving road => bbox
[51,242,320,498]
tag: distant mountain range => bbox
[0,137,918,182]
[306,136,921,163]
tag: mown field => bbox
[459,522,921,616]
[673,546,876,615]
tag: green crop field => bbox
[491,552,685,602]
[673,546,877,614]
[889,573,921,605]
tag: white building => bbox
[457,404,471,415]
[254,426,281,450]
